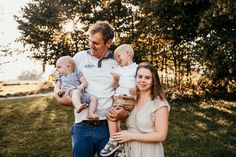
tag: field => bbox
[0,96,72,157]
[0,96,235,157]
[0,80,54,97]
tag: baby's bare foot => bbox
[87,113,99,121]
[76,103,88,113]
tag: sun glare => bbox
[75,22,84,30]
[64,20,74,33]
[63,19,84,33]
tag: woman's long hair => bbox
[135,62,165,100]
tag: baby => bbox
[54,56,98,120]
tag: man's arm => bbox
[106,106,129,122]
[54,81,73,107]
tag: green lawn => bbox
[0,96,235,157]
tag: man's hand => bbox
[55,91,73,107]
[57,90,65,98]
[106,106,129,122]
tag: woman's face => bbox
[136,67,153,92]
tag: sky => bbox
[0,0,54,81]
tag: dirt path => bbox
[0,92,54,100]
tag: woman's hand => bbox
[112,130,133,143]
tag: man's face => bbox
[88,32,111,58]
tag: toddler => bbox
[100,44,138,156]
[55,56,99,120]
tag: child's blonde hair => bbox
[114,44,134,59]
[56,56,76,71]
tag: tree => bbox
[15,0,236,95]
[129,0,236,93]
[15,0,134,65]
[15,0,70,71]
[196,0,236,85]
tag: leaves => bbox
[15,0,236,94]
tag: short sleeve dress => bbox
[124,98,170,157]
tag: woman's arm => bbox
[112,106,169,143]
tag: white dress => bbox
[124,98,170,157]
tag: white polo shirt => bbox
[73,50,118,123]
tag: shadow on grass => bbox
[165,99,236,157]
[0,96,235,157]
[0,96,73,157]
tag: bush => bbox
[198,76,236,100]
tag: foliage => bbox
[136,0,235,92]
[14,0,236,95]
[194,0,236,90]
[15,0,79,67]
[198,76,236,99]
[0,44,24,66]
[14,0,133,65]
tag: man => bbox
[54,21,128,157]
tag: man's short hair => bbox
[89,21,115,43]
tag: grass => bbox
[0,96,73,157]
[0,96,236,157]
[165,99,236,157]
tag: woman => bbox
[112,62,170,157]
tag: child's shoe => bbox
[100,139,120,156]
[114,144,125,157]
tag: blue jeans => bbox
[71,120,113,157]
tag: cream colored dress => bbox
[124,98,170,157]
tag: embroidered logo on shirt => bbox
[84,62,95,68]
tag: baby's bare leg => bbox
[108,118,120,137]
[71,89,88,113]
[116,120,121,132]
[87,94,99,120]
